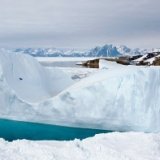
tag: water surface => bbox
[0,119,111,141]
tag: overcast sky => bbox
[0,0,159,49]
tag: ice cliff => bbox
[0,52,160,132]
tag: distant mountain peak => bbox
[1,44,160,57]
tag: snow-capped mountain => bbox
[1,44,160,57]
[12,48,89,57]
[86,44,120,57]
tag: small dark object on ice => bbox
[19,77,23,80]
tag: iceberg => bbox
[39,65,160,132]
[0,52,160,132]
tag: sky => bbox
[0,0,159,49]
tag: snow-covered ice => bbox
[0,52,160,132]
[0,52,74,103]
[0,132,160,160]
[36,57,97,62]
[0,52,160,159]
[99,59,125,69]
[39,65,160,132]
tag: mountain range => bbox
[1,44,160,57]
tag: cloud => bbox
[0,0,159,48]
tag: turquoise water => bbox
[0,119,111,141]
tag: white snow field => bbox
[0,52,160,132]
[0,132,160,160]
[0,52,74,103]
[36,57,97,62]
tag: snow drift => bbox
[0,52,73,103]
[0,132,160,160]
[0,52,160,132]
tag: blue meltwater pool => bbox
[0,118,112,141]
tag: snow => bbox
[36,57,97,62]
[36,57,98,68]
[99,59,125,69]
[0,52,160,132]
[0,132,160,160]
[0,51,160,159]
[132,53,160,65]
[61,67,98,81]
[145,55,160,65]
[0,52,74,103]
[41,66,160,132]
[36,57,98,81]
[133,54,148,62]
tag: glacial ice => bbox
[0,52,74,103]
[0,132,160,160]
[0,52,160,132]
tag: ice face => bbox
[39,66,160,132]
[0,52,160,132]
[0,52,74,103]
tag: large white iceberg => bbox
[0,52,160,132]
